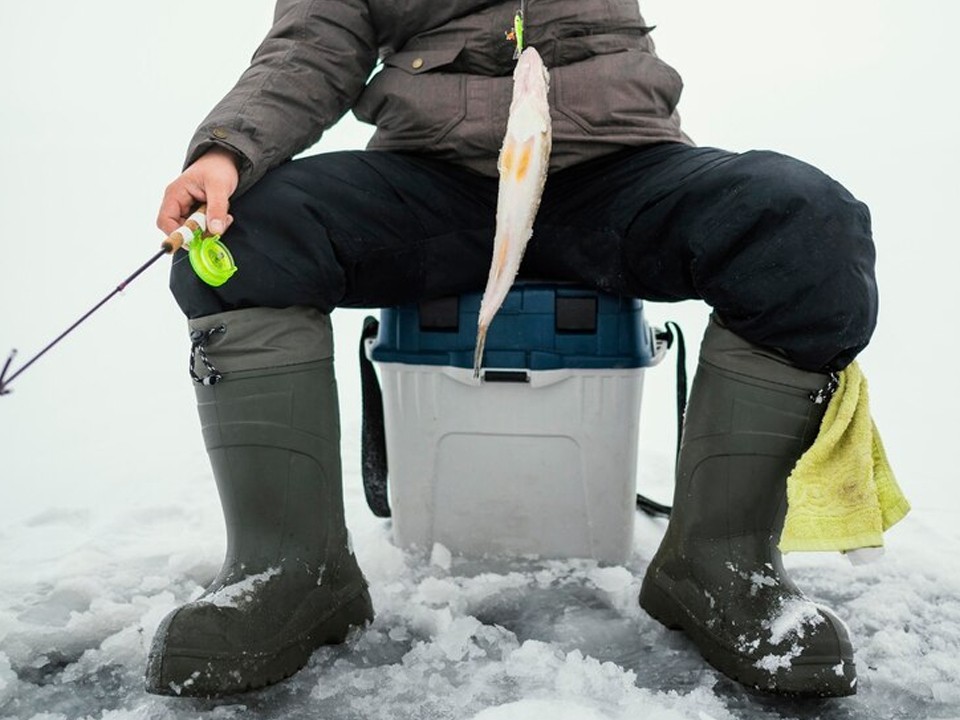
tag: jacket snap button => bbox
[212,128,229,139]
[411,58,424,69]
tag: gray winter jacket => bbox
[187,0,690,194]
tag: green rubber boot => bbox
[145,307,373,697]
[639,317,856,697]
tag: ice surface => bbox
[469,699,610,720]
[2,469,959,720]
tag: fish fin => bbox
[500,140,515,175]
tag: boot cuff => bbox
[701,315,830,392]
[188,306,333,375]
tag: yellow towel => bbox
[779,361,911,554]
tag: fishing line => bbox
[0,207,237,395]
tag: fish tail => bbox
[473,325,489,379]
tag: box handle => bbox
[482,370,530,383]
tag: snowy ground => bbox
[1,425,959,720]
[3,1,960,719]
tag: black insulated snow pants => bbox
[170,143,878,372]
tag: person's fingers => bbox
[157,148,240,238]
[157,180,202,236]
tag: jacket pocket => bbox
[354,44,467,146]
[553,49,683,133]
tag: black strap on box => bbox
[636,321,687,519]
[359,316,391,517]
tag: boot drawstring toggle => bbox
[189,325,226,385]
[809,372,840,405]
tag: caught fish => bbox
[473,45,552,378]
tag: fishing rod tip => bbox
[0,349,18,395]
[1,348,16,374]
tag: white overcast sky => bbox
[0,2,957,525]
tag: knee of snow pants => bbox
[169,159,351,320]
[169,151,499,320]
[687,151,878,372]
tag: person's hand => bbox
[157,146,240,237]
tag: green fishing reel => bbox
[188,228,237,287]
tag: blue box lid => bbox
[370,282,658,370]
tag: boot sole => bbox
[639,575,857,698]
[145,590,374,697]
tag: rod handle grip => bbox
[161,204,208,254]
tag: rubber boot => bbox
[639,317,856,697]
[145,307,373,697]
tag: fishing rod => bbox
[0,206,236,396]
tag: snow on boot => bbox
[145,307,373,697]
[639,317,856,697]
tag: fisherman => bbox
[149,0,877,699]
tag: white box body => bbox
[377,363,646,565]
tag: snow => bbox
[2,485,959,719]
[202,569,281,609]
[753,599,825,674]
[764,599,824,647]
[2,1,960,719]
[748,572,778,596]
[431,543,454,572]
[470,699,611,720]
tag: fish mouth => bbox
[514,47,549,94]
